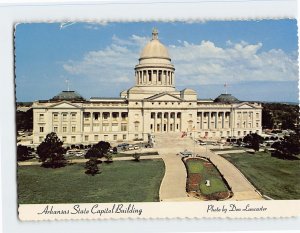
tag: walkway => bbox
[155,133,198,201]
[154,132,262,201]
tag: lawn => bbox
[185,159,229,198]
[113,151,159,158]
[222,151,300,200]
[18,159,165,204]
[186,160,204,173]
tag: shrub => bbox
[105,153,113,163]
[133,153,141,162]
[85,157,100,176]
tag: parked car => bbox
[198,140,207,145]
[179,150,193,157]
[128,145,135,150]
[133,145,139,150]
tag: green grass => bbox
[18,159,165,204]
[186,160,204,173]
[186,159,229,195]
[200,178,228,195]
[223,151,300,200]
[113,151,159,158]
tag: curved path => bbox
[155,133,262,201]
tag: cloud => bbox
[62,35,298,88]
[83,22,108,30]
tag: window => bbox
[94,135,98,141]
[84,135,89,141]
[71,126,76,132]
[256,113,260,119]
[103,123,109,131]
[112,112,118,120]
[121,113,127,120]
[39,136,43,142]
[71,113,76,121]
[244,131,247,136]
[62,136,67,142]
[62,113,67,121]
[189,114,192,118]
[62,126,67,132]
[112,123,118,131]
[113,135,117,140]
[238,131,241,136]
[134,122,139,131]
[103,113,109,120]
[94,113,99,120]
[39,127,44,132]
[53,113,58,121]
[256,122,259,127]
[71,136,76,143]
[134,134,139,139]
[39,114,44,121]
[123,134,127,140]
[53,126,58,133]
[151,113,155,119]
[150,124,153,130]
[135,114,139,119]
[104,135,108,141]
[84,112,90,121]
[121,124,127,131]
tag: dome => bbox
[214,94,239,104]
[140,28,170,60]
[51,90,85,101]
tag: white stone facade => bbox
[32,29,262,146]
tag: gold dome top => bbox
[140,28,170,60]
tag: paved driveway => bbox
[154,133,262,201]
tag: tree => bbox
[271,133,300,160]
[262,109,274,129]
[85,147,100,159]
[17,145,31,161]
[243,133,263,152]
[37,132,66,168]
[85,157,100,176]
[93,141,111,157]
[112,147,118,154]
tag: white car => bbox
[133,145,139,150]
[128,145,134,150]
[198,141,207,145]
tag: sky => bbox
[15,20,299,103]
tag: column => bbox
[215,112,218,129]
[222,112,225,129]
[208,112,210,129]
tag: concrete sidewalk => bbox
[155,133,198,201]
[154,133,262,201]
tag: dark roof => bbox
[214,94,239,104]
[51,91,85,101]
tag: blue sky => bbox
[15,20,298,102]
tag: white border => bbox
[1,0,299,232]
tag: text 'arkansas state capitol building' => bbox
[32,29,262,145]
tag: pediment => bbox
[235,103,255,109]
[145,92,182,102]
[49,101,81,109]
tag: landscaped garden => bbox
[185,158,230,200]
[18,159,165,204]
[221,151,300,199]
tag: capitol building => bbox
[32,29,262,145]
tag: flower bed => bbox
[184,158,231,200]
